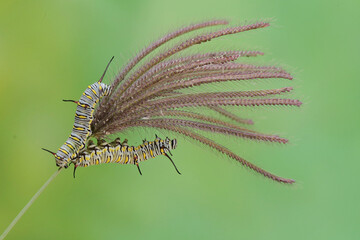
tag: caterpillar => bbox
[71,135,179,177]
[42,57,114,168]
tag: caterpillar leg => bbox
[164,152,181,175]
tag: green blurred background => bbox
[0,0,359,239]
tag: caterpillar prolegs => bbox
[42,57,113,168]
[71,136,179,177]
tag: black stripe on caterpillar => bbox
[43,57,114,168]
[72,135,179,177]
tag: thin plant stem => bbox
[0,169,62,240]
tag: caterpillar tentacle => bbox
[62,99,79,104]
[136,161,143,175]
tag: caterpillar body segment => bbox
[53,57,114,168]
[54,82,112,167]
[72,136,179,176]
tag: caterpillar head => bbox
[161,137,177,150]
[42,148,69,168]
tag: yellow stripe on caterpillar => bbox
[72,136,179,176]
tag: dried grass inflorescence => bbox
[91,20,302,184]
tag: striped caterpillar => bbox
[72,135,179,177]
[42,57,114,168]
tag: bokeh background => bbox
[0,0,359,239]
